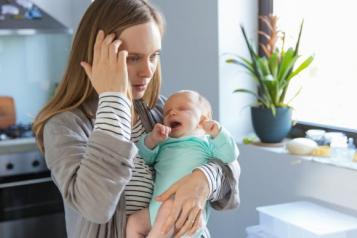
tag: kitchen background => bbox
[0,0,75,237]
[1,0,357,238]
[0,34,71,124]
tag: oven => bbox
[0,131,66,238]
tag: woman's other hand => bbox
[156,170,210,237]
[81,30,130,95]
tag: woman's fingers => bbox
[87,30,130,94]
[101,33,116,61]
[109,40,122,63]
[117,50,128,72]
[80,61,92,80]
[173,209,201,238]
[161,200,180,235]
[175,200,194,229]
[175,200,195,229]
[187,210,202,236]
[93,30,104,66]
[156,180,179,202]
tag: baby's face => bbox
[163,93,203,138]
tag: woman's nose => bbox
[139,60,153,78]
[169,110,176,116]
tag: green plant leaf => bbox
[277,48,297,83]
[240,26,267,88]
[287,56,314,81]
[233,88,259,100]
[268,52,279,78]
[257,57,271,76]
[230,18,312,114]
[233,88,270,107]
[226,57,265,85]
[226,57,255,75]
[294,20,304,56]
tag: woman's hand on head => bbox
[80,30,130,96]
[156,170,210,237]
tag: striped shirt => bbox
[94,92,226,215]
[125,119,154,214]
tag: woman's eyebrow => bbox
[128,49,161,56]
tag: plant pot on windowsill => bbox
[251,106,292,143]
[226,15,313,143]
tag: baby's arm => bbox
[145,123,171,149]
[203,120,239,163]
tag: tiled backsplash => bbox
[0,34,72,124]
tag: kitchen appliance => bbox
[0,0,72,35]
[0,123,66,238]
[0,96,16,130]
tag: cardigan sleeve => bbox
[44,108,137,224]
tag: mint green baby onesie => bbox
[136,127,239,237]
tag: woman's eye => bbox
[127,56,140,64]
[150,52,160,62]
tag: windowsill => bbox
[239,142,357,172]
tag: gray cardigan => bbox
[43,96,240,238]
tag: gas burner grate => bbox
[0,123,34,141]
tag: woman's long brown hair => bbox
[33,0,165,153]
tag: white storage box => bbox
[246,225,278,238]
[257,201,357,238]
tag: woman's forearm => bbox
[198,159,240,208]
[94,92,132,140]
[43,93,137,223]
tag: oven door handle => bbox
[0,177,53,188]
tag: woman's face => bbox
[120,21,162,99]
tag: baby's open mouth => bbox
[169,121,181,129]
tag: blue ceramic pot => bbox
[251,106,292,143]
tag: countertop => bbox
[0,137,38,154]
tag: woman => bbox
[33,0,240,237]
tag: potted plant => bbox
[227,15,314,143]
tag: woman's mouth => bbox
[133,84,147,92]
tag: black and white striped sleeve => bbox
[197,162,230,202]
[94,92,132,141]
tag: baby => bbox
[126,90,239,238]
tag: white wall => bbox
[218,0,257,141]
[151,0,220,119]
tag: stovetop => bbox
[0,123,49,178]
[0,123,34,141]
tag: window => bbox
[273,0,357,131]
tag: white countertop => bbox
[0,137,38,154]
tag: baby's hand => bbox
[202,120,221,138]
[145,123,171,149]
